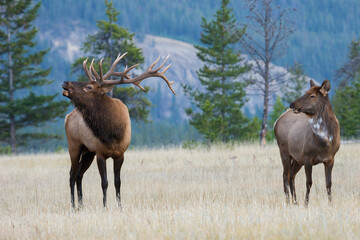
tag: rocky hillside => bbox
[46,31,294,121]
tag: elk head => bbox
[62,52,176,106]
[289,80,331,115]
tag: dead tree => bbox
[236,0,295,146]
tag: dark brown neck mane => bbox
[72,94,125,146]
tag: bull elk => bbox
[62,53,176,209]
[274,80,340,206]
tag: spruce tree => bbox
[333,39,360,138]
[0,0,68,153]
[72,0,152,122]
[332,78,360,138]
[183,0,250,143]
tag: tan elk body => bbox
[274,80,340,205]
[62,53,176,209]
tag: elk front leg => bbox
[76,150,95,209]
[69,145,82,210]
[97,156,108,208]
[324,159,334,202]
[289,160,302,205]
[304,161,313,206]
[114,154,124,209]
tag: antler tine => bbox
[128,63,145,91]
[102,52,128,80]
[125,63,139,76]
[99,58,104,82]
[89,59,102,86]
[101,63,138,85]
[150,56,176,95]
[157,71,177,95]
[161,62,172,74]
[148,55,161,70]
[162,63,175,86]
[152,55,170,72]
[83,58,98,83]
[89,59,99,79]
[127,56,176,95]
[133,82,147,91]
[95,54,176,95]
[82,58,90,77]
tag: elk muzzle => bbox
[62,81,71,97]
[289,102,301,114]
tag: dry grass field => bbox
[1,143,360,239]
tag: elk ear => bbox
[101,85,114,94]
[319,80,331,96]
[310,79,316,87]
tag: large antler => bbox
[83,58,100,86]
[83,52,176,95]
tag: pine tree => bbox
[243,116,261,141]
[72,0,152,122]
[0,0,69,153]
[332,78,360,138]
[333,39,360,138]
[183,0,250,143]
[282,62,307,105]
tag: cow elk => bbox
[274,80,340,206]
[62,52,176,209]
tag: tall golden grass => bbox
[1,143,359,239]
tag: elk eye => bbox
[310,95,315,99]
[85,86,93,90]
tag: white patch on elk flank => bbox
[309,117,333,144]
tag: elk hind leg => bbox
[97,155,108,208]
[290,160,302,205]
[280,151,291,204]
[304,161,313,206]
[324,159,334,203]
[114,154,124,209]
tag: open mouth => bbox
[293,108,315,115]
[62,90,70,97]
[62,83,71,97]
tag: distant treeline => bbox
[37,0,360,81]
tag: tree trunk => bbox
[10,114,16,153]
[260,8,270,147]
[108,17,114,98]
[219,36,226,142]
[7,26,16,153]
[260,78,269,146]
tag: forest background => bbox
[1,0,360,152]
